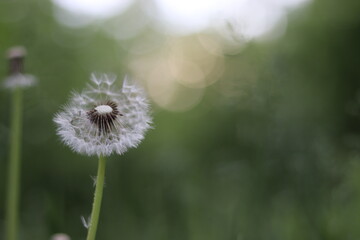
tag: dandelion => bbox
[54,73,151,156]
[4,46,36,240]
[54,73,152,240]
[3,46,36,89]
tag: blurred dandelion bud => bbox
[50,233,71,240]
[3,46,37,89]
[54,73,152,156]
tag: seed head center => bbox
[88,101,121,134]
[95,105,113,114]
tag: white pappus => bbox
[4,73,37,89]
[54,73,152,156]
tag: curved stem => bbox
[86,155,107,240]
[5,89,23,240]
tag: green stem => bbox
[5,89,23,240]
[86,155,107,240]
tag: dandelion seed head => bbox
[54,73,152,156]
[3,46,37,89]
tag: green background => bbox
[1,0,360,239]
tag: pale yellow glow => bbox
[127,38,214,112]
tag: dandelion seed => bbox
[54,74,152,156]
[81,216,90,229]
[55,73,152,240]
[3,46,37,89]
[91,175,97,187]
[4,46,37,240]
[91,175,107,187]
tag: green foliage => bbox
[1,0,360,239]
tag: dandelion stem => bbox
[5,89,23,240]
[86,155,107,240]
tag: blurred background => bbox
[1,0,360,239]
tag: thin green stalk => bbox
[5,89,23,240]
[86,155,107,240]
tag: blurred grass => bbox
[1,0,360,239]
